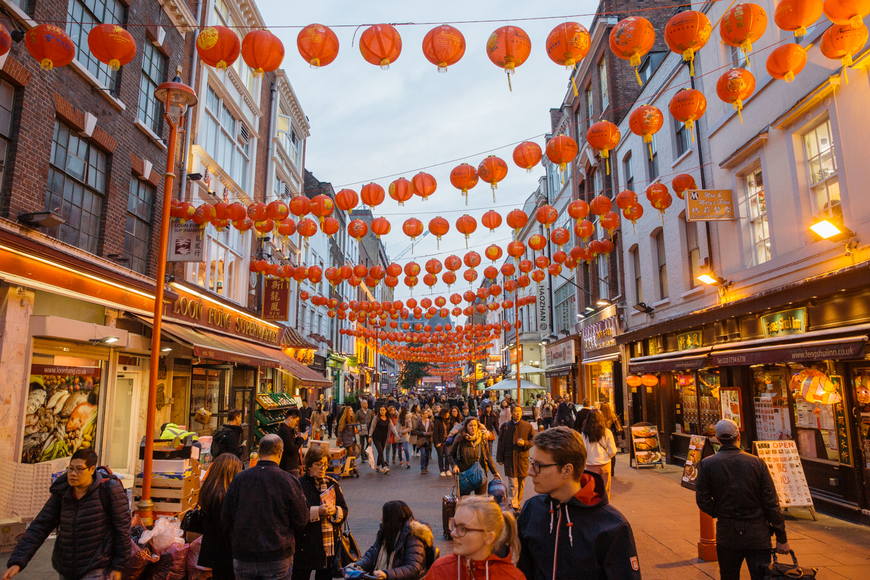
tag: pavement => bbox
[8,441,870,579]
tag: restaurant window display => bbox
[789,364,848,464]
[853,369,870,469]
[588,362,614,405]
[752,367,793,441]
[674,370,720,436]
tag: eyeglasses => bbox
[448,519,486,537]
[66,466,91,474]
[310,461,329,470]
[528,460,561,475]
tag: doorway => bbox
[110,373,141,474]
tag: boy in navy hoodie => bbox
[517,427,641,580]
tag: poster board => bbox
[681,435,709,490]
[719,388,744,430]
[753,441,814,509]
[630,425,663,468]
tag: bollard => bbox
[249,451,259,468]
[698,510,717,561]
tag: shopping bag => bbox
[333,521,361,577]
[365,445,375,469]
[759,550,817,578]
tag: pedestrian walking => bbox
[448,406,463,431]
[426,495,524,580]
[555,396,574,428]
[3,449,130,580]
[222,434,309,580]
[355,399,375,462]
[389,407,400,464]
[210,408,246,460]
[311,405,328,441]
[478,404,498,456]
[408,405,421,457]
[292,447,349,580]
[278,408,309,478]
[433,408,451,477]
[397,406,412,468]
[326,396,338,439]
[497,400,511,427]
[371,405,399,474]
[538,395,556,431]
[598,402,622,477]
[580,410,618,500]
[695,419,789,580]
[496,405,535,512]
[450,417,501,496]
[517,427,641,580]
[413,408,435,473]
[352,501,434,580]
[337,406,359,456]
[198,453,244,580]
[301,400,313,437]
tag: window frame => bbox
[124,177,155,274]
[66,0,126,92]
[684,218,701,289]
[585,87,594,128]
[202,85,251,190]
[598,59,609,112]
[674,115,689,158]
[654,230,668,300]
[622,152,634,192]
[647,134,659,180]
[137,41,167,135]
[802,118,839,217]
[630,245,642,304]
[192,223,249,303]
[0,79,15,195]
[744,166,770,266]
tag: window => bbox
[655,231,668,299]
[631,246,642,303]
[803,119,839,217]
[277,104,302,168]
[585,88,594,128]
[675,115,689,157]
[123,178,154,274]
[598,232,609,299]
[685,218,701,288]
[195,225,247,302]
[744,167,770,265]
[647,134,659,180]
[67,0,125,91]
[622,152,634,191]
[0,79,14,191]
[598,60,609,111]
[45,121,107,254]
[638,52,666,84]
[730,44,750,71]
[202,86,251,189]
[137,42,167,134]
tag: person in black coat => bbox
[352,501,433,580]
[211,409,246,460]
[278,407,308,477]
[197,453,243,580]
[4,449,130,580]
[292,447,349,580]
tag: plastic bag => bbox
[146,541,189,580]
[123,539,159,580]
[186,536,213,580]
[365,445,375,469]
[139,517,184,555]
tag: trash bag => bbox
[147,541,189,580]
[139,517,184,555]
[123,539,159,580]
[186,536,213,580]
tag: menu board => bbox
[631,425,663,468]
[754,441,814,508]
[719,388,743,429]
[754,397,791,441]
[681,435,709,490]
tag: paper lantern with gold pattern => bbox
[422,24,466,72]
[609,17,655,85]
[486,26,532,89]
[297,23,339,67]
[242,30,285,76]
[360,24,402,69]
[664,11,711,76]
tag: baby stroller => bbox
[487,478,509,510]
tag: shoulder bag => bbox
[333,520,361,577]
[760,550,817,578]
[457,443,486,495]
[180,506,204,534]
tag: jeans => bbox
[396,441,410,463]
[435,444,449,472]
[419,445,431,471]
[507,476,526,510]
[358,434,369,459]
[716,546,771,580]
[234,558,293,580]
[540,417,553,430]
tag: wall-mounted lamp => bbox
[596,298,612,307]
[18,211,65,228]
[697,273,729,286]
[584,306,595,313]
[633,302,654,315]
[187,173,203,181]
[809,214,854,242]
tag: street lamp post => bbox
[139,72,198,527]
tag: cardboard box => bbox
[0,517,26,554]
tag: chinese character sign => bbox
[263,278,290,321]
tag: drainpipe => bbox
[178,0,203,201]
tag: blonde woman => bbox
[425,495,523,580]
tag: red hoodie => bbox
[425,552,526,580]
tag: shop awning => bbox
[582,352,621,365]
[281,326,317,349]
[157,320,280,367]
[628,347,711,373]
[709,336,866,366]
[486,379,545,391]
[263,347,332,388]
[545,364,575,378]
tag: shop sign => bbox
[262,279,290,322]
[169,290,281,346]
[761,308,806,338]
[167,221,205,262]
[510,345,523,365]
[537,278,550,332]
[488,355,501,362]
[830,376,852,466]
[676,330,702,351]
[582,316,619,353]
[685,189,735,221]
[545,339,576,367]
[710,339,864,366]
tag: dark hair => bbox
[398,406,408,425]
[228,409,242,422]
[438,408,449,419]
[532,427,586,481]
[200,453,242,512]
[449,406,460,417]
[510,404,522,413]
[304,446,329,470]
[381,500,414,554]
[581,410,607,443]
[285,407,300,419]
[258,434,284,457]
[71,448,98,468]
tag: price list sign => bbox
[754,441,813,508]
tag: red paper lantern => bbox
[88,24,136,71]
[775,0,824,37]
[371,217,391,239]
[428,216,450,247]
[548,264,563,277]
[615,190,638,210]
[766,44,808,83]
[820,21,869,69]
[546,135,579,171]
[672,174,697,200]
[485,244,503,262]
[513,141,543,172]
[528,234,547,252]
[405,262,421,277]
[0,26,11,58]
[506,209,529,234]
[277,218,297,237]
[642,374,660,387]
[720,4,768,60]
[197,25,240,70]
[501,262,517,277]
[403,217,424,241]
[567,200,589,224]
[609,17,655,84]
[600,212,621,236]
[646,183,673,215]
[663,11,711,76]
[388,178,413,206]
[481,210,502,232]
[234,218,254,232]
[456,214,477,247]
[587,121,621,173]
[535,205,559,230]
[422,24,466,72]
[266,200,289,221]
[445,255,462,271]
[478,156,508,200]
[486,26,532,88]
[242,30,285,76]
[247,202,268,221]
[288,195,309,217]
[716,68,756,123]
[507,241,525,259]
[531,270,546,284]
[575,219,594,241]
[335,189,359,211]
[348,219,369,241]
[623,203,644,227]
[546,22,591,68]
[629,105,664,159]
[192,204,216,226]
[519,259,533,273]
[449,164,478,204]
[824,0,870,27]
[590,195,613,216]
[360,24,402,69]
[297,23,339,67]
[320,217,340,237]
[309,194,334,222]
[412,172,437,201]
[26,24,76,70]
[359,183,385,208]
[669,88,707,138]
[298,218,318,238]
[551,227,571,248]
[464,251,482,269]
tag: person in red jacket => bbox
[425,495,525,580]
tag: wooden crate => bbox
[134,472,199,516]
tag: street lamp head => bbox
[154,73,197,125]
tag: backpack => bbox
[96,467,122,519]
[541,401,554,418]
[210,425,231,458]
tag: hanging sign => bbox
[760,308,806,338]
[676,330,702,351]
[753,441,814,509]
[262,278,290,322]
[685,190,735,221]
[167,221,205,262]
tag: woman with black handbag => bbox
[197,453,243,580]
[451,417,501,496]
[292,447,349,580]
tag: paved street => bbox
[9,450,870,579]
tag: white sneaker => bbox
[440,471,446,477]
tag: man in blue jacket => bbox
[222,434,309,580]
[4,449,131,580]
[517,427,641,580]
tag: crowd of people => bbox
[3,385,790,580]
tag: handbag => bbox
[333,521,361,577]
[457,443,486,494]
[180,506,204,534]
[760,550,817,579]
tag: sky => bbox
[257,1,601,303]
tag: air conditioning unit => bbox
[236,122,250,145]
